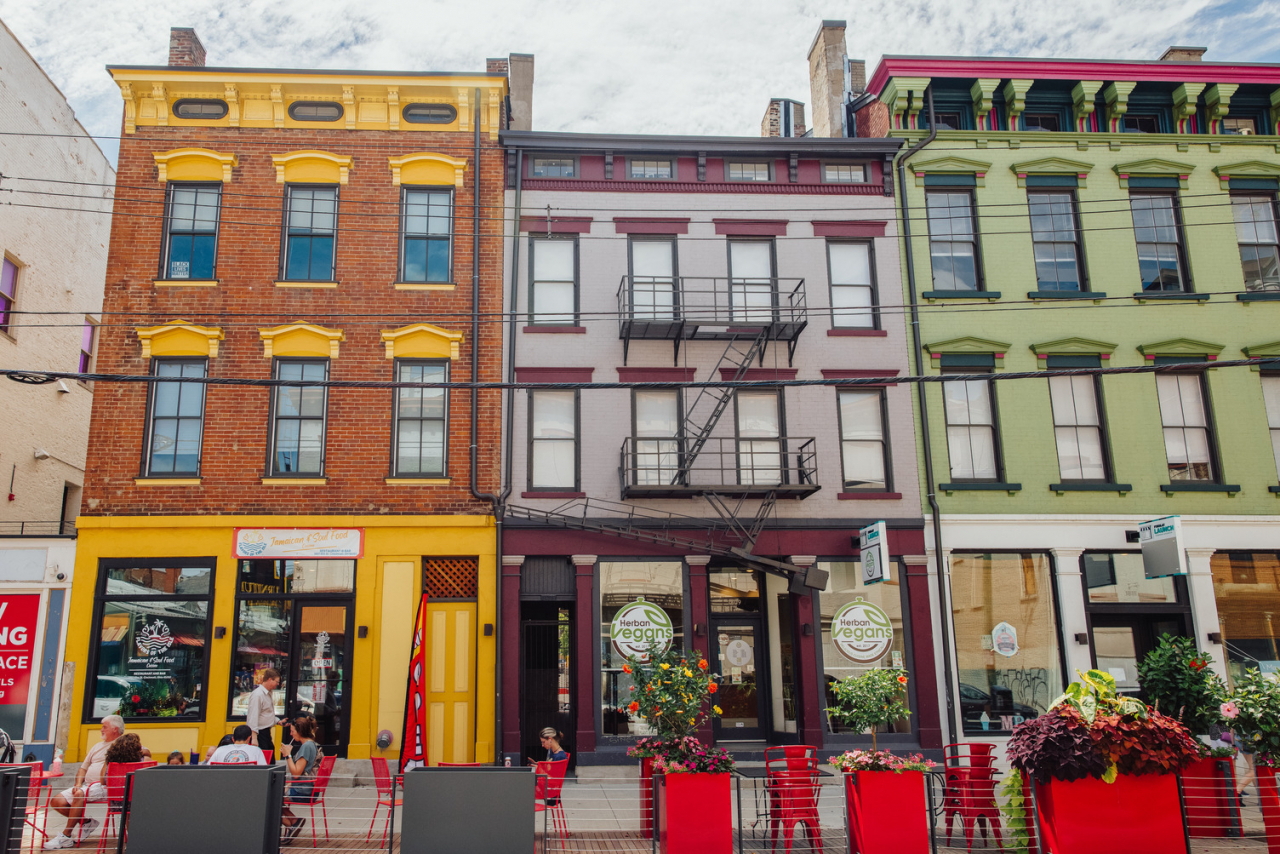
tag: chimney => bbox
[507,53,534,131]
[761,99,806,137]
[1159,46,1207,62]
[487,57,509,75]
[808,20,847,138]
[168,27,206,67]
[848,59,866,94]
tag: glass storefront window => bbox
[818,561,910,734]
[91,559,213,721]
[950,553,1062,736]
[1084,552,1176,604]
[238,559,355,595]
[1211,552,1280,687]
[231,600,292,717]
[599,561,684,737]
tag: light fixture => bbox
[32,449,50,460]
[56,381,70,394]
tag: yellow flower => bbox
[660,663,670,670]
[714,706,723,715]
[684,668,693,677]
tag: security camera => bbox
[55,572,66,582]
[33,448,50,460]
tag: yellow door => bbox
[424,602,476,764]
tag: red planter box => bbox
[640,757,655,839]
[657,772,732,854]
[1260,766,1280,854]
[1033,773,1186,854]
[1181,756,1241,838]
[844,769,930,854]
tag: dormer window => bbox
[1023,113,1061,132]
[289,101,343,122]
[173,99,228,120]
[403,103,458,124]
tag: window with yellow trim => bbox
[144,359,207,476]
[400,188,452,283]
[163,184,221,280]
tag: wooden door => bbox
[424,602,477,764]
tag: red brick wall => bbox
[167,28,206,67]
[83,123,505,517]
[856,101,890,138]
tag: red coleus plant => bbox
[1093,710,1201,777]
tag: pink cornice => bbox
[514,367,594,382]
[612,217,691,234]
[615,367,697,382]
[719,367,797,381]
[812,220,887,238]
[519,216,592,234]
[713,219,789,236]
[868,56,1280,96]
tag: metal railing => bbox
[0,520,76,538]
[619,436,819,499]
[616,276,808,344]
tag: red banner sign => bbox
[0,595,39,708]
[399,595,429,773]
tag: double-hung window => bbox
[838,389,889,491]
[78,320,96,374]
[629,237,676,321]
[1028,191,1084,291]
[393,360,447,477]
[163,184,221,280]
[728,239,775,323]
[1155,364,1216,482]
[1046,357,1109,481]
[737,390,783,485]
[529,237,576,324]
[283,185,337,281]
[827,241,875,328]
[0,257,15,333]
[144,359,206,476]
[270,359,328,477]
[1130,193,1188,292]
[1263,374,1280,482]
[400,188,452,283]
[529,390,578,490]
[1232,194,1280,292]
[633,390,681,486]
[943,366,1000,481]
[926,190,981,291]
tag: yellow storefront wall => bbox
[65,515,496,764]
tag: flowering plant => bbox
[828,748,934,774]
[1135,634,1226,735]
[651,737,735,774]
[625,648,722,740]
[826,668,910,750]
[1224,667,1280,766]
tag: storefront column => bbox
[686,555,713,744]
[1185,548,1228,679]
[572,555,598,755]
[788,556,824,747]
[500,555,524,759]
[1050,548,1091,678]
[903,554,942,749]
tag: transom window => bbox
[283,186,337,281]
[173,99,228,120]
[629,160,672,179]
[727,162,771,182]
[926,190,980,291]
[164,184,221,280]
[838,389,888,491]
[393,360,447,477]
[1156,371,1215,482]
[145,359,206,476]
[823,164,866,183]
[400,188,452,283]
[0,257,15,333]
[288,101,343,122]
[270,359,328,477]
[827,241,875,328]
[531,158,575,178]
[1028,191,1083,291]
[1232,194,1280,292]
[1130,193,1187,292]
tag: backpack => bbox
[0,730,15,764]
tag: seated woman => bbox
[538,728,568,762]
[281,716,320,840]
[103,733,146,766]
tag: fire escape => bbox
[505,274,827,590]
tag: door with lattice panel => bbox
[423,558,478,765]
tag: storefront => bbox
[65,515,496,764]
[500,523,937,766]
[1211,551,1280,687]
[0,552,68,753]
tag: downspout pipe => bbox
[893,87,957,747]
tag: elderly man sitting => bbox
[44,715,150,849]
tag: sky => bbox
[3,0,1280,165]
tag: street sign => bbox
[859,522,889,586]
[1139,516,1187,579]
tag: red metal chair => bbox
[764,745,819,772]
[367,757,402,846]
[0,762,47,852]
[767,769,822,854]
[285,753,336,848]
[97,760,156,852]
[943,743,1003,851]
[534,756,571,838]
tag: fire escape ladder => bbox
[702,490,776,552]
[679,327,770,471]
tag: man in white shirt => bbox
[208,726,269,765]
[246,669,284,761]
[45,715,148,849]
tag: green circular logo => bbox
[830,597,893,664]
[610,597,674,660]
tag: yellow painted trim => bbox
[153,148,238,183]
[380,323,464,361]
[136,320,224,359]
[393,282,457,291]
[259,322,344,359]
[134,478,202,486]
[154,279,218,288]
[272,150,352,184]
[385,478,453,485]
[74,514,494,529]
[274,281,339,289]
[260,477,328,485]
[388,152,468,188]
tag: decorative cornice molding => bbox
[387,151,468,188]
[1211,160,1280,190]
[153,147,238,183]
[136,320,224,359]
[1030,337,1118,357]
[1112,157,1196,189]
[259,322,345,359]
[1009,156,1093,188]
[911,155,993,188]
[271,150,353,184]
[380,323,464,361]
[1137,337,1225,358]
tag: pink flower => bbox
[1221,701,1240,720]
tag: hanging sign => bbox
[859,522,889,586]
[1139,516,1187,579]
[830,597,894,664]
[991,621,1019,657]
[610,597,674,660]
[233,528,364,559]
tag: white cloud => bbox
[2,0,1278,164]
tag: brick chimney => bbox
[1159,46,1207,62]
[507,53,535,131]
[848,59,866,94]
[808,20,847,138]
[761,99,806,137]
[487,57,509,75]
[168,27,206,67]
